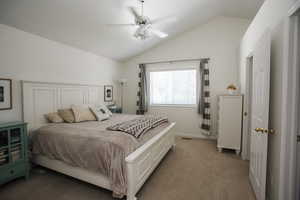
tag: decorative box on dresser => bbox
[0,122,29,185]
[217,95,243,155]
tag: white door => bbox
[242,57,253,160]
[297,140,300,200]
[249,30,271,200]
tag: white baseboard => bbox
[175,132,217,140]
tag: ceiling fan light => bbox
[134,29,150,40]
[160,33,168,38]
[134,33,148,40]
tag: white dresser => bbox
[217,95,243,154]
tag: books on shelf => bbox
[0,148,8,164]
[11,137,21,144]
[11,150,21,155]
[11,145,22,162]
[11,145,21,151]
[0,145,22,164]
[0,149,7,156]
[0,151,7,157]
[0,157,7,165]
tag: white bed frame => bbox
[22,81,176,200]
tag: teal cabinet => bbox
[0,122,29,185]
[107,106,122,113]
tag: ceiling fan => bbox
[107,0,176,40]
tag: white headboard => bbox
[22,81,105,133]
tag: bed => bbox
[22,81,176,200]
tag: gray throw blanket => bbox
[107,115,168,138]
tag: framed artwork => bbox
[0,79,12,110]
[104,85,113,102]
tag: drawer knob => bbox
[10,170,14,174]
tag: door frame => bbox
[242,54,254,160]
[279,2,300,199]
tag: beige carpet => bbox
[0,137,256,200]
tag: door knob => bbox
[254,128,264,132]
[264,129,275,134]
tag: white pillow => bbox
[91,104,112,116]
[90,105,111,121]
[100,104,113,116]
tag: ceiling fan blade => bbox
[151,16,177,25]
[129,7,141,20]
[106,23,136,27]
[150,28,168,38]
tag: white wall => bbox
[239,0,296,92]
[122,16,250,138]
[0,24,121,123]
[239,0,297,199]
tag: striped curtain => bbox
[136,64,148,115]
[198,59,211,135]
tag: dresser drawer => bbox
[0,162,28,184]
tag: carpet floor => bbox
[0,137,256,200]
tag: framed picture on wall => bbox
[104,85,113,102]
[0,79,12,110]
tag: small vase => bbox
[228,90,235,95]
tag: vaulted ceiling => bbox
[0,0,264,61]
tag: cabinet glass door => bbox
[0,130,9,166]
[10,128,23,163]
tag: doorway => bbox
[280,4,300,199]
[294,9,300,200]
[242,56,253,160]
[296,12,300,200]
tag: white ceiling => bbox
[0,0,264,61]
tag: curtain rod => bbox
[142,58,210,65]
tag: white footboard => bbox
[126,122,176,200]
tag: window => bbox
[149,69,197,105]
